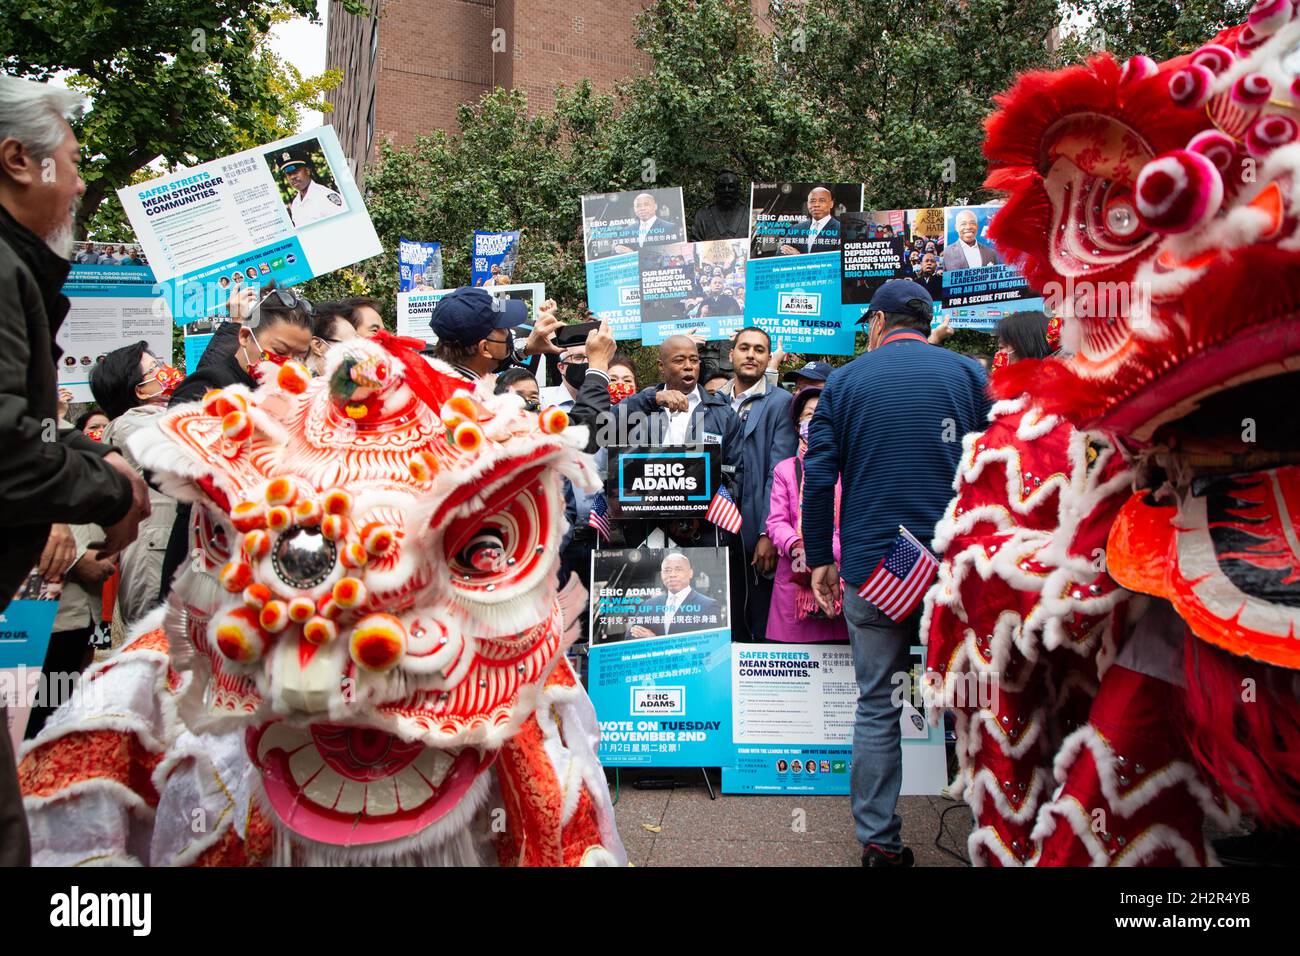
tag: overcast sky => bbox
[268,0,330,129]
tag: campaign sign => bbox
[396,283,543,346]
[582,187,686,340]
[940,203,1042,330]
[180,315,234,374]
[745,182,864,354]
[588,547,732,767]
[722,644,946,795]
[638,238,747,345]
[1,578,58,752]
[119,125,382,326]
[57,241,173,401]
[398,238,444,293]
[471,230,520,287]
[607,445,720,519]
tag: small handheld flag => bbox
[705,485,743,534]
[857,526,938,621]
[588,491,612,543]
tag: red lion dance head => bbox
[985,2,1300,823]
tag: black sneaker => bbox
[862,844,915,867]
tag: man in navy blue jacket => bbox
[802,279,989,867]
[614,336,743,544]
[718,327,796,641]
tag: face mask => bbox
[992,349,1010,371]
[563,361,588,389]
[245,330,291,380]
[490,335,520,375]
[798,420,811,441]
[139,362,184,401]
[608,381,635,405]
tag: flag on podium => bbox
[705,485,742,534]
[588,491,612,543]
[857,526,938,621]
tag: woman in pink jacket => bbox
[765,387,848,643]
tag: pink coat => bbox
[764,455,849,643]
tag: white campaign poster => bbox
[117,125,381,326]
[723,643,947,795]
[57,240,173,402]
[396,283,544,346]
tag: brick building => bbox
[326,0,659,181]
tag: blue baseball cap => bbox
[782,360,833,384]
[428,287,529,346]
[858,278,933,323]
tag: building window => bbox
[366,88,376,155]
[370,17,378,62]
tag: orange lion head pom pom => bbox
[349,613,406,672]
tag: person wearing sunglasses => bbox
[159,284,314,605]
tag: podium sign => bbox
[607,444,721,519]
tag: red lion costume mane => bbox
[925,2,1300,865]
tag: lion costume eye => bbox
[459,530,508,574]
[272,526,337,589]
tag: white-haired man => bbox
[0,76,151,864]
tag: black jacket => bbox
[0,204,132,610]
[159,333,257,600]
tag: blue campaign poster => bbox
[471,230,519,287]
[1,595,58,750]
[584,253,642,340]
[940,203,1043,330]
[722,643,947,795]
[587,547,732,767]
[582,187,686,340]
[638,238,748,346]
[744,182,864,354]
[399,238,444,292]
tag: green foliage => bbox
[1064,0,1254,62]
[0,0,339,236]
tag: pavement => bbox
[610,772,973,867]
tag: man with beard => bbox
[717,327,796,641]
[0,76,151,865]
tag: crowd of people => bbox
[0,72,1030,870]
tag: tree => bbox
[1065,0,1253,62]
[766,0,1071,207]
[0,0,347,237]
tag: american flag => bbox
[858,526,939,621]
[588,491,612,543]
[705,485,743,534]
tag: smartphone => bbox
[554,320,599,348]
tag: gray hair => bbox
[0,75,86,159]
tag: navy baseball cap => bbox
[782,360,832,384]
[857,278,933,323]
[428,287,529,346]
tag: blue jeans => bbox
[843,587,914,853]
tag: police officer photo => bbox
[270,142,346,229]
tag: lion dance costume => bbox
[924,4,1300,865]
[19,334,626,865]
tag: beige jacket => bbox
[101,404,177,626]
